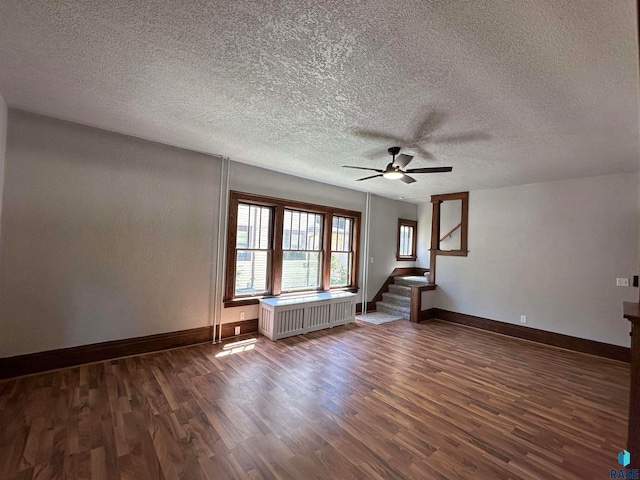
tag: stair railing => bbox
[440,222,462,242]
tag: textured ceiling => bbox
[0,0,638,203]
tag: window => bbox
[430,191,469,257]
[282,209,323,292]
[397,219,417,261]
[225,191,360,304]
[235,203,272,296]
[330,216,353,287]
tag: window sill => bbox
[396,256,417,261]
[224,287,359,308]
[224,298,261,308]
[432,250,469,257]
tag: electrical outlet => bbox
[240,311,245,320]
[617,278,630,287]
[370,257,374,263]
[520,315,527,324]
[234,326,241,335]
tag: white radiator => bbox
[259,292,356,340]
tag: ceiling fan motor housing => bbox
[388,146,401,156]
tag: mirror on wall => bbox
[430,192,468,256]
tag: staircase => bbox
[376,275,431,318]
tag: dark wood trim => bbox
[420,308,437,322]
[430,192,469,267]
[434,309,630,362]
[430,199,441,252]
[224,297,260,307]
[431,249,469,257]
[460,192,469,252]
[0,319,260,380]
[230,191,362,219]
[629,3,640,464]
[219,318,259,339]
[624,301,640,465]
[271,204,284,296]
[225,191,362,302]
[624,301,640,324]
[321,213,333,291]
[629,321,640,464]
[429,250,436,284]
[410,284,437,323]
[0,327,213,380]
[224,193,240,302]
[396,218,418,261]
[410,287,421,323]
[350,214,361,290]
[356,302,376,314]
[369,267,429,306]
[431,192,468,202]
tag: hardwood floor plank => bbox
[0,319,630,479]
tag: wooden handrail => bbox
[440,222,462,242]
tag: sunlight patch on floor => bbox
[215,338,257,357]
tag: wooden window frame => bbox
[225,191,360,307]
[396,219,418,261]
[233,203,274,297]
[330,215,356,287]
[281,208,324,293]
[430,191,469,257]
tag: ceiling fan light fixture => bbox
[383,170,404,180]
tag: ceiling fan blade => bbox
[410,145,435,161]
[352,129,404,144]
[363,147,391,160]
[399,175,417,184]
[429,131,491,144]
[343,166,384,173]
[412,110,447,141]
[356,174,384,181]
[393,154,413,169]
[405,166,453,174]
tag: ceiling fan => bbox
[343,146,452,184]
[353,109,490,162]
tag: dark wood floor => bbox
[0,319,630,480]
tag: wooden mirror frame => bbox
[430,191,469,257]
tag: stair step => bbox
[382,292,411,306]
[376,301,410,317]
[388,284,412,296]
[394,275,431,287]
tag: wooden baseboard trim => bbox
[356,302,377,314]
[420,308,437,322]
[218,319,259,340]
[0,319,259,380]
[433,309,630,362]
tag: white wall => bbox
[0,111,422,356]
[0,111,222,357]
[0,94,7,242]
[417,202,432,268]
[229,161,366,213]
[423,173,639,347]
[366,195,419,301]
